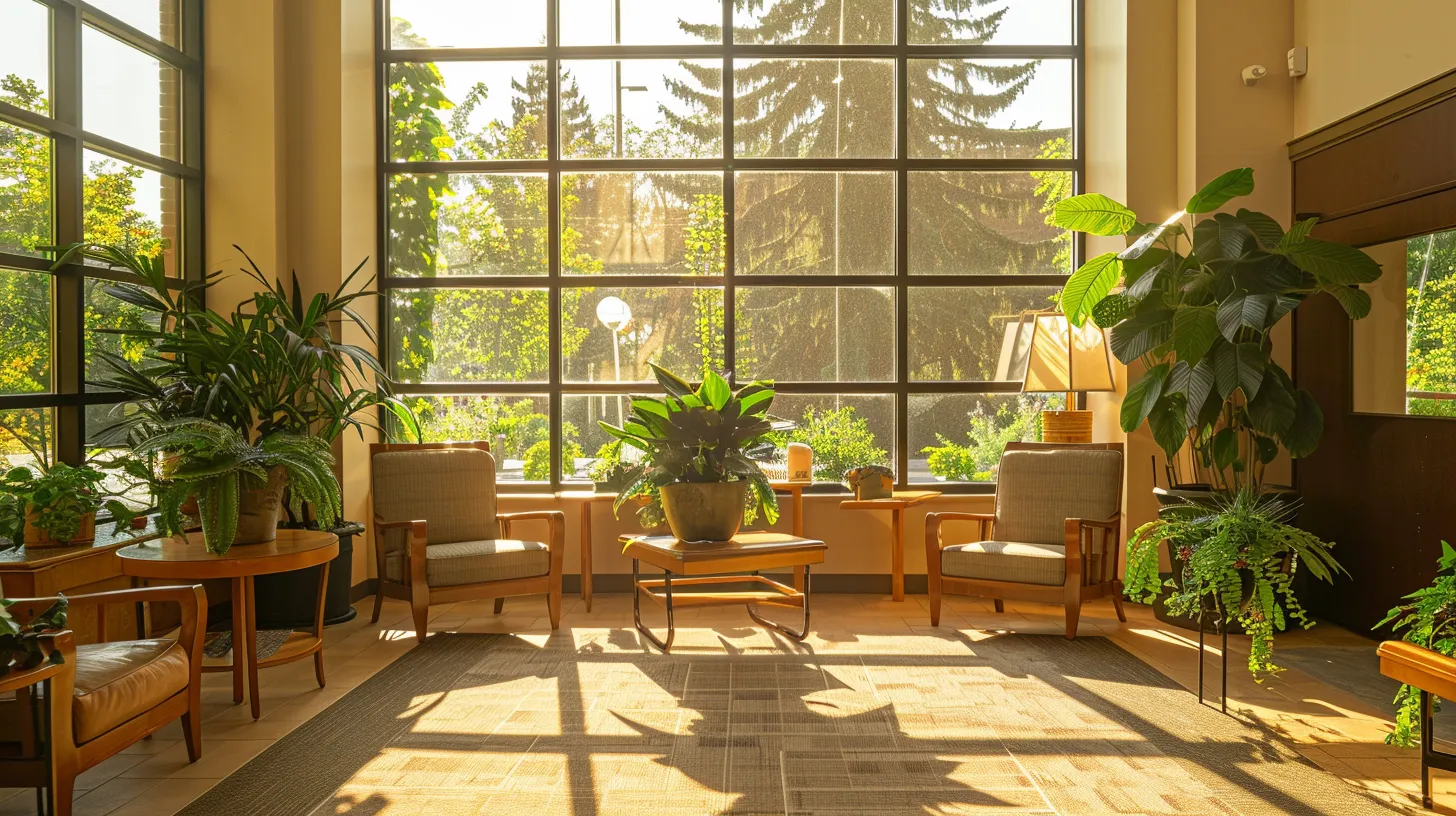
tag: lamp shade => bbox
[1021,312,1115,393]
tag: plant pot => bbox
[660,481,745,542]
[230,466,287,547]
[253,521,363,628]
[23,510,96,549]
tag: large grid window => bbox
[0,0,203,472]
[378,0,1082,491]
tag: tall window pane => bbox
[735,59,894,159]
[908,287,1060,381]
[388,173,549,277]
[911,393,1063,483]
[735,172,894,276]
[87,0,180,45]
[405,394,555,482]
[561,60,723,160]
[562,173,723,276]
[389,1,547,49]
[82,150,178,275]
[387,61,547,162]
[734,0,894,45]
[0,122,51,257]
[0,269,50,395]
[389,289,551,383]
[909,170,1071,276]
[766,394,895,483]
[909,59,1073,160]
[736,287,895,382]
[0,0,50,112]
[563,287,725,382]
[560,0,722,45]
[0,407,52,470]
[911,0,1073,45]
[83,26,181,160]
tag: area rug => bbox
[180,632,1403,815]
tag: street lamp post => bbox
[596,296,633,425]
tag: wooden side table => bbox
[839,490,941,601]
[117,530,338,720]
[621,532,827,653]
[569,482,810,611]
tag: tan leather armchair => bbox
[0,585,206,816]
[925,442,1125,639]
[369,441,565,643]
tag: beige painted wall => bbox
[1293,0,1456,135]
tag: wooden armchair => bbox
[369,441,565,643]
[925,442,1125,639]
[0,585,206,816]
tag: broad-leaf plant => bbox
[1055,168,1379,679]
[1,595,67,673]
[600,365,780,529]
[1378,542,1456,748]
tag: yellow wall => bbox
[1293,0,1456,134]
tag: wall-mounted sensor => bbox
[1241,65,1268,86]
[1288,46,1308,77]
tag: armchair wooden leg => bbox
[547,578,562,630]
[370,585,385,624]
[1111,584,1127,623]
[1064,583,1082,640]
[50,765,74,816]
[182,708,202,763]
[993,599,1004,613]
[493,598,505,615]
[411,595,430,644]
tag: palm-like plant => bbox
[600,365,780,527]
[130,419,340,554]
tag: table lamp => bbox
[1020,311,1116,444]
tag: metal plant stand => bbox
[1196,598,1230,714]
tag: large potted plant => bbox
[64,243,418,621]
[0,426,139,549]
[601,365,780,542]
[1052,168,1379,675]
[1378,541,1456,748]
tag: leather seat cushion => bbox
[383,539,551,587]
[72,639,189,744]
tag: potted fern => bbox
[131,419,340,555]
[1378,542,1456,748]
[1053,167,1379,678]
[600,365,779,542]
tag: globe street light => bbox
[596,296,632,424]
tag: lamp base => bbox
[1041,409,1094,444]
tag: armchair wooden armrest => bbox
[0,630,72,696]
[496,510,566,581]
[925,511,996,550]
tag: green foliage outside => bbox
[1406,230,1456,417]
[786,407,888,483]
[921,394,1063,481]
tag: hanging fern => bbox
[1378,541,1456,748]
[1125,488,1344,679]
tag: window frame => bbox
[375,0,1085,493]
[0,0,205,465]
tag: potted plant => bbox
[1378,541,1456,748]
[62,242,418,622]
[0,436,139,550]
[600,365,780,542]
[131,419,340,555]
[1052,167,1380,673]
[1,595,67,672]
[588,440,634,493]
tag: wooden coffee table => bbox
[619,532,827,653]
[117,530,338,719]
[839,490,941,602]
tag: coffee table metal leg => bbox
[632,558,675,653]
[748,565,812,641]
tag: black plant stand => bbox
[1196,598,1230,714]
[252,521,364,629]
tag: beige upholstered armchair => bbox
[369,441,565,642]
[925,442,1125,639]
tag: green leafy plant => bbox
[1,595,67,672]
[600,365,780,527]
[61,242,421,448]
[587,440,635,490]
[786,406,887,483]
[1125,489,1344,678]
[1378,541,1456,747]
[130,419,341,555]
[922,396,1058,481]
[1053,168,1381,491]
[0,432,139,549]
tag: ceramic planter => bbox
[660,481,745,542]
[230,466,287,547]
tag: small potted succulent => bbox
[845,465,894,500]
[0,450,138,550]
[600,365,780,542]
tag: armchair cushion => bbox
[72,639,189,744]
[384,539,551,587]
[994,449,1122,546]
[941,541,1066,586]
[372,448,500,544]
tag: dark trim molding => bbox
[1288,67,1456,160]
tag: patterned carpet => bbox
[179,631,1403,815]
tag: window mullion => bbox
[894,0,910,490]
[721,0,735,388]
[52,0,86,465]
[547,0,563,491]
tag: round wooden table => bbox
[117,530,339,720]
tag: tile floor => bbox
[0,592,1444,815]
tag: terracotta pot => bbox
[231,466,287,546]
[23,510,97,549]
[660,481,745,543]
